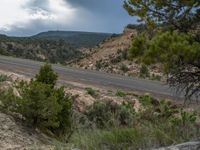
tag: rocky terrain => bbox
[0,112,53,150]
[155,141,200,150]
[0,70,140,149]
[72,27,164,80]
[0,70,199,149]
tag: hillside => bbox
[33,31,111,48]
[0,31,111,64]
[72,27,163,80]
[0,35,81,64]
[0,68,199,150]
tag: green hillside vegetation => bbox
[0,35,81,64]
[0,31,111,64]
[0,64,199,149]
[124,0,200,101]
[33,31,111,48]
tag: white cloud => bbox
[0,0,76,31]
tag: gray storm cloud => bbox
[0,0,135,36]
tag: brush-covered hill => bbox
[0,35,80,64]
[33,31,112,48]
[0,31,111,64]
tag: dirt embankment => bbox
[0,112,53,150]
[72,27,163,79]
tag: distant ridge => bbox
[0,30,112,64]
[32,30,112,48]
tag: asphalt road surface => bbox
[0,55,184,100]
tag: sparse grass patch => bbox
[95,60,102,70]
[0,74,11,82]
[85,87,98,97]
[150,74,161,81]
[70,120,200,150]
[120,64,129,73]
[115,90,126,97]
[139,64,150,78]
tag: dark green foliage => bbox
[0,64,72,138]
[18,81,62,128]
[121,49,128,60]
[126,24,146,31]
[110,56,122,64]
[0,31,111,64]
[138,95,179,121]
[95,60,102,70]
[0,36,82,64]
[33,31,111,49]
[17,81,72,137]
[129,33,149,59]
[138,95,153,107]
[112,49,128,62]
[129,31,200,100]
[35,63,58,87]
[150,74,161,81]
[139,64,150,78]
[85,87,98,97]
[171,109,197,126]
[84,101,135,128]
[142,31,200,69]
[116,90,126,97]
[0,88,19,111]
[124,0,200,101]
[124,0,200,32]
[0,74,11,82]
[120,64,129,73]
[70,97,199,150]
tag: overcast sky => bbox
[0,0,136,36]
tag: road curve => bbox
[0,55,184,100]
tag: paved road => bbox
[0,55,184,100]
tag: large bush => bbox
[0,64,72,138]
[129,31,200,101]
[83,101,135,129]
[35,63,58,87]
[70,97,199,150]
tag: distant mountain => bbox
[33,31,112,48]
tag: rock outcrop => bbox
[155,141,200,150]
[0,112,50,150]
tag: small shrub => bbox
[121,49,128,60]
[117,49,122,54]
[116,90,126,97]
[139,64,150,78]
[120,64,129,73]
[84,101,135,129]
[85,87,98,97]
[171,109,197,126]
[156,100,178,119]
[0,74,11,82]
[110,56,122,64]
[95,60,102,70]
[138,95,153,107]
[0,88,18,111]
[150,74,161,81]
